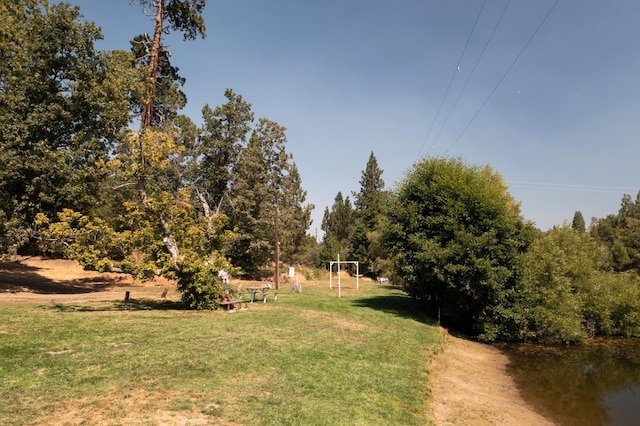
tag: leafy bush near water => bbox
[386,157,640,344]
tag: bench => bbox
[219,299,246,312]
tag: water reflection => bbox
[499,338,640,426]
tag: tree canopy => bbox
[385,157,536,338]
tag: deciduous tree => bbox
[385,157,535,340]
[0,1,131,253]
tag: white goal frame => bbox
[329,255,359,298]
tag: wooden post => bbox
[275,206,280,291]
[124,291,130,301]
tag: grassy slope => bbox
[0,278,442,425]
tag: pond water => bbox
[499,338,640,426]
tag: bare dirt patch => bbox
[427,327,554,425]
[0,256,177,303]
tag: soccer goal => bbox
[329,254,359,298]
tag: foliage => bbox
[572,210,586,233]
[176,254,228,310]
[519,226,640,343]
[385,157,536,340]
[591,191,640,271]
[194,89,254,207]
[226,118,312,275]
[350,152,389,276]
[320,191,355,263]
[0,1,314,302]
[0,1,132,253]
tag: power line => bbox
[446,0,560,152]
[416,0,487,161]
[508,181,637,194]
[431,0,512,150]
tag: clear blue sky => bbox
[63,0,640,233]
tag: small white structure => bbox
[329,254,359,298]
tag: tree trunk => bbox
[141,0,164,128]
[138,1,181,268]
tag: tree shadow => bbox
[51,299,186,312]
[350,292,436,325]
[0,260,131,294]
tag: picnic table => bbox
[244,285,271,303]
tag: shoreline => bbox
[426,327,554,425]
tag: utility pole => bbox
[275,206,280,291]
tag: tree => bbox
[195,89,254,214]
[127,0,206,266]
[572,211,586,233]
[591,190,640,271]
[385,157,536,340]
[278,162,314,264]
[353,152,385,226]
[129,34,187,127]
[135,0,206,128]
[0,1,131,253]
[320,192,355,263]
[226,118,291,275]
[351,152,388,275]
[520,226,612,343]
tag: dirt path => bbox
[427,328,555,425]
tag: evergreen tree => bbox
[321,192,355,262]
[226,118,302,275]
[195,89,253,213]
[351,152,388,275]
[278,162,314,264]
[135,0,206,129]
[354,152,385,227]
[126,0,206,265]
[572,211,586,233]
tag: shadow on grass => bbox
[351,292,436,325]
[51,299,187,312]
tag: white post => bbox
[356,262,359,290]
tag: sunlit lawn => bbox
[0,277,442,425]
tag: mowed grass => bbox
[0,277,442,425]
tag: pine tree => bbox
[351,152,388,275]
[321,192,355,262]
[278,162,314,264]
[572,211,586,233]
[227,118,289,274]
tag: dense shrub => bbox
[176,254,234,310]
[518,226,640,343]
[385,157,536,340]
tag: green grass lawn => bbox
[0,278,442,425]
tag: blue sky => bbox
[64,0,640,233]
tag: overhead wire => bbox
[446,0,561,153]
[430,0,512,150]
[508,181,638,194]
[415,0,487,161]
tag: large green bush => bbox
[519,226,640,343]
[176,254,234,310]
[385,157,536,340]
